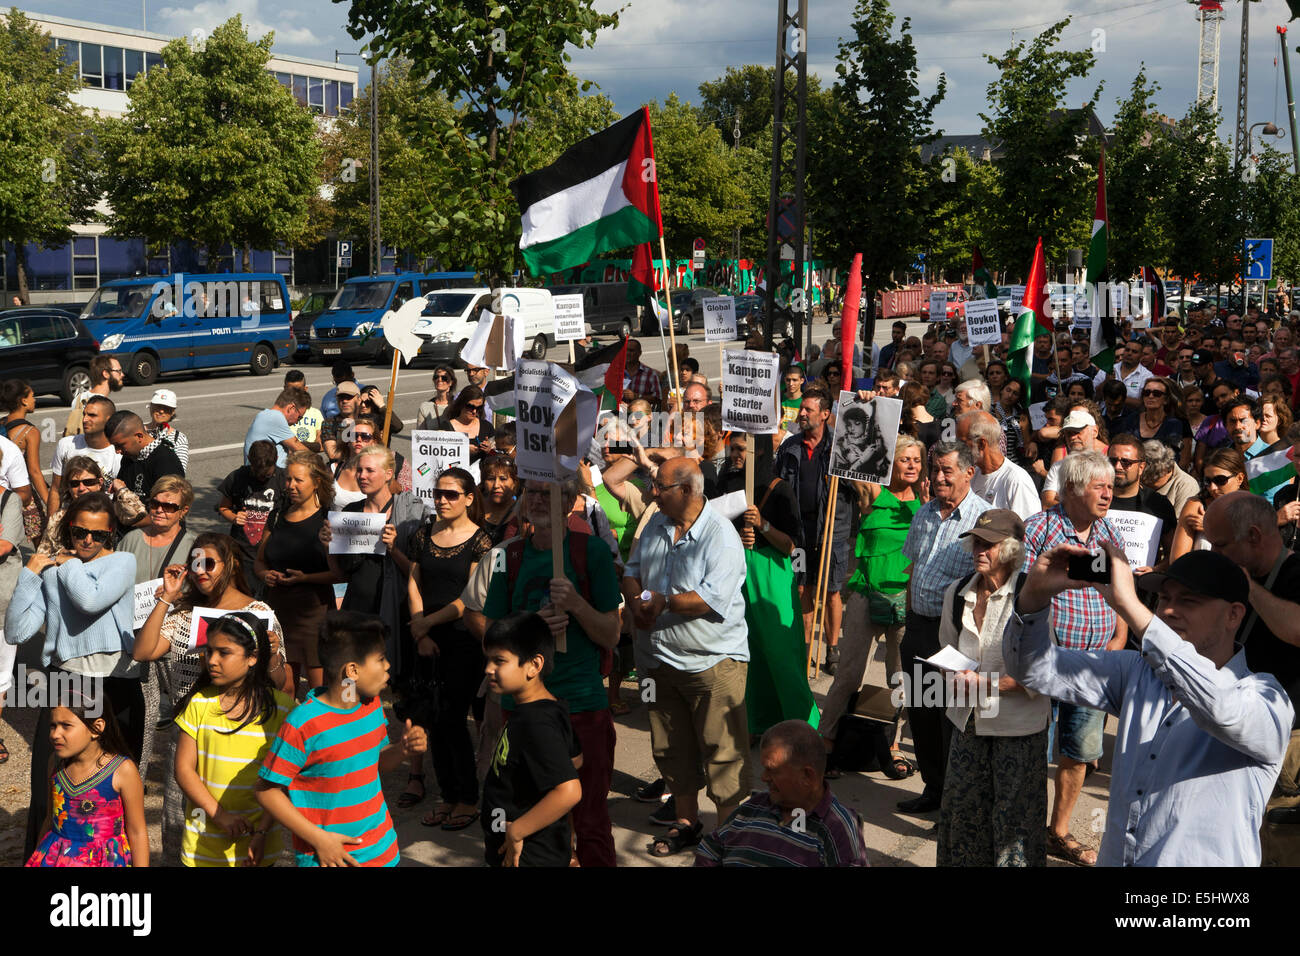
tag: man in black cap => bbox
[1191,349,1224,415]
[1005,545,1292,865]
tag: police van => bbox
[306,271,476,364]
[413,287,556,363]
[79,273,293,385]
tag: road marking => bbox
[187,418,420,457]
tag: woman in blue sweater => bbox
[4,492,137,860]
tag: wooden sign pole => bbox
[659,236,684,405]
[380,350,400,445]
[805,475,840,679]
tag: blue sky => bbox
[21,0,1300,145]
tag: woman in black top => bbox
[255,451,338,695]
[407,468,492,828]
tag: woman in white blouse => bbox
[935,509,1050,867]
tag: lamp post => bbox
[1242,120,1285,310]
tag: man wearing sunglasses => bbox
[1104,434,1176,573]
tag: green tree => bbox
[979,19,1100,272]
[923,147,992,281]
[1165,102,1239,292]
[807,0,945,327]
[100,16,322,270]
[0,8,101,302]
[1242,144,1300,286]
[337,0,618,279]
[1107,67,1175,280]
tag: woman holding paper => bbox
[4,492,139,860]
[935,509,1047,867]
[255,451,339,697]
[132,532,287,864]
[116,476,198,783]
[443,385,495,462]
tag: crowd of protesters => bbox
[2,289,1300,870]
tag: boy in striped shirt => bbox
[256,612,427,866]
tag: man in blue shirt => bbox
[1005,544,1292,866]
[243,386,310,468]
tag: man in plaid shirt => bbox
[1021,448,1127,866]
[623,339,664,407]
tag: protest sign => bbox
[328,510,388,555]
[929,291,949,322]
[1071,291,1093,332]
[963,298,1001,346]
[1027,402,1048,432]
[711,489,748,521]
[828,391,903,483]
[411,430,470,506]
[133,579,163,631]
[514,359,599,482]
[1007,285,1025,309]
[460,310,523,371]
[721,350,781,434]
[1108,511,1163,568]
[552,294,585,342]
[187,605,276,652]
[702,296,737,343]
[380,297,426,364]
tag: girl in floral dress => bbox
[27,700,148,867]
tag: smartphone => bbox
[1067,550,1111,584]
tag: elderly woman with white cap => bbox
[146,388,189,471]
[935,508,1049,867]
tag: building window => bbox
[103,47,124,91]
[146,240,170,277]
[325,80,339,115]
[55,38,77,72]
[275,71,290,90]
[73,236,98,291]
[292,75,307,107]
[340,82,354,110]
[125,49,144,87]
[308,77,324,114]
[80,43,103,88]
[145,51,162,73]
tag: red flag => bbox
[605,336,629,408]
[1023,239,1053,335]
[840,253,863,387]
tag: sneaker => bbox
[824,646,840,675]
[635,777,667,803]
[648,796,677,826]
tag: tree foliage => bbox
[0,8,101,300]
[100,16,322,270]
[1106,67,1175,280]
[1165,101,1240,289]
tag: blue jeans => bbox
[1047,701,1106,764]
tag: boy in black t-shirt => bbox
[481,612,582,867]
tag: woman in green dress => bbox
[715,433,817,735]
[821,434,927,775]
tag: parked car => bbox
[0,307,100,403]
[291,289,335,361]
[921,289,968,322]
[547,282,638,337]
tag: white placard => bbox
[411,430,470,505]
[1071,292,1093,332]
[929,291,949,321]
[460,310,524,371]
[1027,402,1048,431]
[552,294,585,342]
[1007,285,1026,309]
[328,510,388,555]
[514,359,599,482]
[1107,511,1163,568]
[828,391,903,484]
[702,296,737,343]
[963,298,1001,346]
[133,578,163,631]
[711,489,748,521]
[186,605,276,652]
[721,349,781,434]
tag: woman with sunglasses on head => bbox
[117,476,198,783]
[358,384,403,436]
[1169,446,1248,561]
[36,456,145,558]
[418,366,458,431]
[443,385,495,462]
[404,468,492,824]
[5,492,140,860]
[1118,376,1192,471]
[133,531,288,864]
[254,451,338,697]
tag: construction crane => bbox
[1195,0,1225,113]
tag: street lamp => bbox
[1241,120,1286,309]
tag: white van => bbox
[413,286,557,363]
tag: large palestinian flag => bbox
[1086,148,1117,372]
[627,242,659,306]
[511,108,663,276]
[1007,237,1051,392]
[972,246,998,299]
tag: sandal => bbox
[1045,829,1097,866]
[882,748,916,780]
[442,809,480,831]
[0,738,7,764]
[396,773,425,809]
[609,699,631,716]
[646,820,703,857]
[421,803,454,827]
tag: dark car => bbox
[649,287,720,334]
[292,289,336,361]
[0,307,100,403]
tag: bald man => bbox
[958,411,1039,520]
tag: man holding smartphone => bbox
[1005,544,1292,866]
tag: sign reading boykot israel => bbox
[721,349,780,434]
[514,359,599,482]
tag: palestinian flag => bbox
[1142,266,1166,323]
[511,108,663,276]
[483,375,516,419]
[1007,236,1051,392]
[1247,443,1298,499]
[628,242,659,306]
[973,246,998,299]
[1086,148,1117,372]
[574,337,629,411]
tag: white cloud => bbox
[154,0,323,49]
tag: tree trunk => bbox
[243,242,252,273]
[15,242,30,306]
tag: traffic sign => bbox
[693,237,706,252]
[1245,237,1273,281]
[337,240,353,269]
